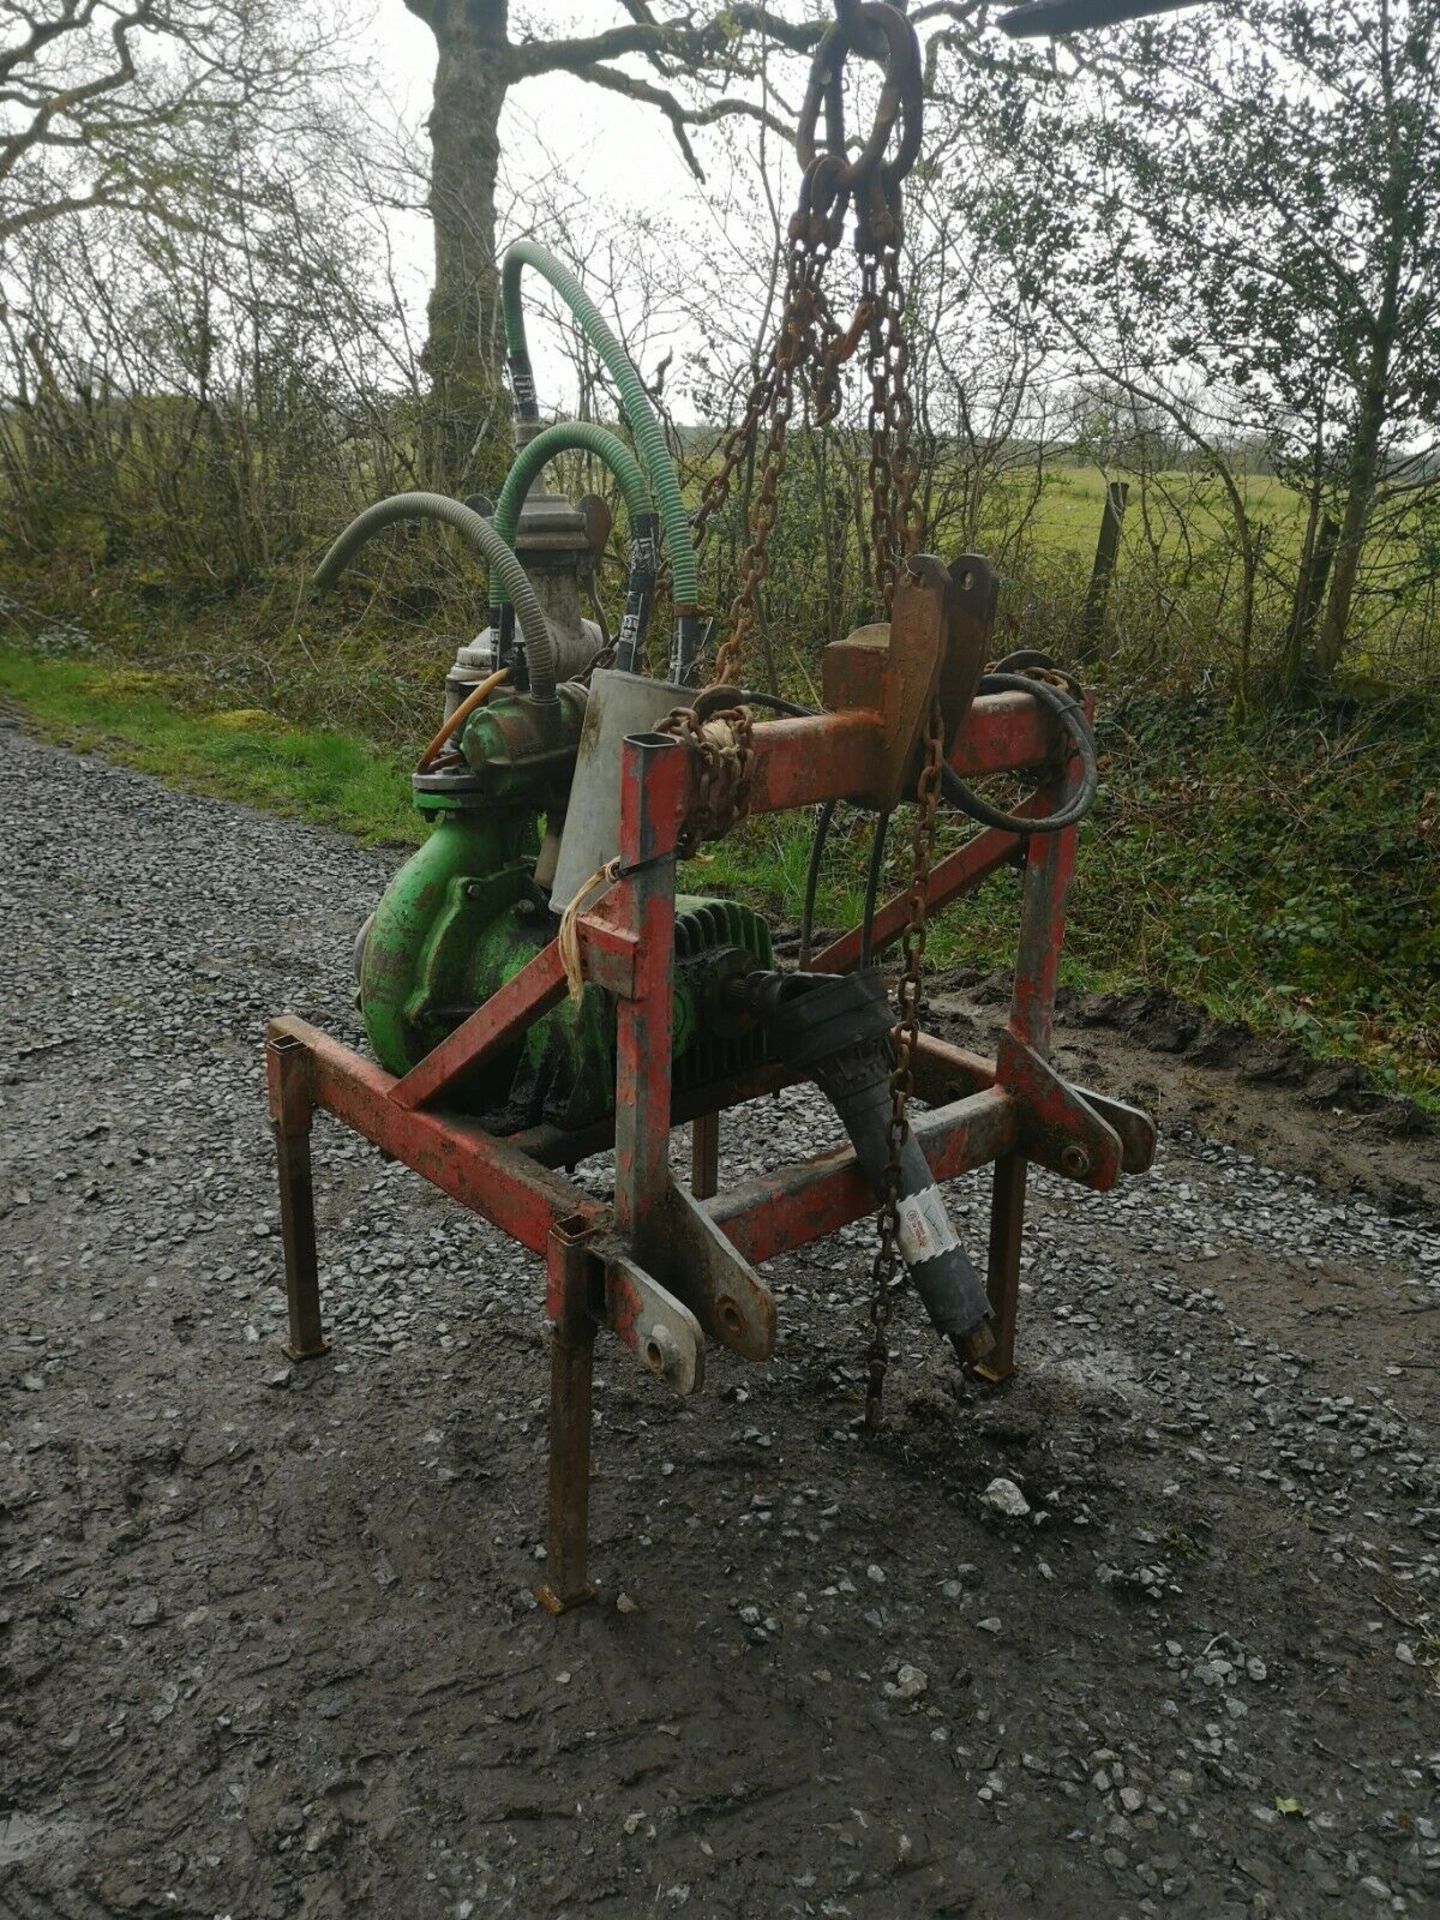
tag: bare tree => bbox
[0,0,342,244]
[398,2,986,482]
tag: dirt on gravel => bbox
[2,721,1438,1920]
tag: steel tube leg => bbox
[973,1152,1026,1384]
[537,1221,599,1616]
[266,1032,329,1362]
[691,1111,720,1201]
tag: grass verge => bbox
[0,649,421,846]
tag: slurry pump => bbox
[266,0,1157,1611]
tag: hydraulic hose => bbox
[940,670,1099,833]
[861,809,891,968]
[312,492,559,702]
[489,422,658,672]
[499,241,702,675]
[800,800,835,966]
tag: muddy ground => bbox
[2,721,1437,1920]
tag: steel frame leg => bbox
[691,1110,720,1201]
[974,1152,1026,1384]
[537,1220,598,1615]
[266,1032,329,1362]
[973,795,1073,1385]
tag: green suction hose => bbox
[489,421,659,674]
[500,241,702,678]
[312,491,559,702]
[490,422,650,595]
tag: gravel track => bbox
[2,719,1438,1920]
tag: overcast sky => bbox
[365,0,718,230]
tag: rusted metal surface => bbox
[912,1034,1157,1176]
[995,1030,1123,1190]
[691,1110,720,1199]
[266,1032,329,1362]
[572,909,640,998]
[271,1015,605,1255]
[707,1087,1018,1267]
[1009,807,1077,1056]
[735,690,1063,823]
[939,554,996,757]
[536,1218,599,1616]
[973,1153,1026,1385]
[645,1176,776,1361]
[820,557,949,809]
[602,1243,705,1396]
[613,733,685,1248]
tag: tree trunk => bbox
[1312,354,1389,683]
[405,0,512,491]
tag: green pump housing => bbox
[341,234,768,1130]
[357,683,774,1133]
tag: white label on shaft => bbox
[896,1185,960,1267]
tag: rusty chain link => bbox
[659,697,757,857]
[675,5,943,1421]
[865,675,945,1428]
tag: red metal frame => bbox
[265,686,1155,1609]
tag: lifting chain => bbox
[679,2,943,1424]
[659,694,757,858]
[866,675,945,1427]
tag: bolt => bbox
[1060,1144,1090,1179]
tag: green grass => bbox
[1023,462,1309,563]
[699,691,1440,1113]
[0,650,422,845]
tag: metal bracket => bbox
[941,552,997,758]
[995,1030,1125,1190]
[912,1032,1156,1176]
[638,1175,777,1362]
[821,554,953,809]
[601,1242,706,1396]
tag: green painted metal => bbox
[458,683,588,799]
[359,816,776,1131]
[358,807,538,1073]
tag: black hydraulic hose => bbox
[733,688,816,718]
[940,670,1099,834]
[861,808,891,969]
[312,492,558,702]
[800,800,835,968]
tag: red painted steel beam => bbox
[737,692,1059,821]
[912,1033,1000,1101]
[950,691,1059,777]
[272,1016,603,1255]
[811,820,1026,975]
[613,733,687,1247]
[707,1086,1019,1266]
[743,711,881,812]
[389,939,567,1112]
[1009,816,1077,1054]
